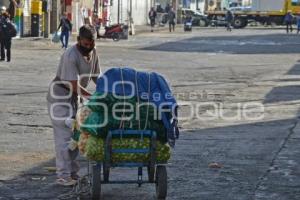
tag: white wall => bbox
[110,0,128,24]
[110,0,152,25]
[132,0,152,25]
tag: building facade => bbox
[9,0,182,37]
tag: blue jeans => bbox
[60,31,69,48]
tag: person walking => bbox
[92,15,101,39]
[296,12,300,34]
[0,12,16,62]
[225,10,233,31]
[57,12,72,49]
[284,10,294,34]
[149,7,157,32]
[165,3,171,13]
[168,7,176,32]
[7,0,17,22]
[46,25,101,186]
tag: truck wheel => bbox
[241,21,248,28]
[233,18,246,29]
[199,19,208,27]
[155,166,167,199]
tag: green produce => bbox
[80,92,167,143]
[82,135,171,163]
[84,136,104,161]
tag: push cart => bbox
[90,129,168,200]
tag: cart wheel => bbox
[147,165,155,183]
[92,164,101,200]
[155,166,167,199]
[103,163,110,182]
[112,33,120,41]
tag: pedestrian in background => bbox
[297,12,300,34]
[225,10,233,31]
[168,7,176,32]
[165,3,171,13]
[284,10,294,34]
[92,14,101,39]
[46,25,100,186]
[0,12,16,62]
[7,0,17,22]
[149,7,157,32]
[57,12,72,49]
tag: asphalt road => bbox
[0,27,300,200]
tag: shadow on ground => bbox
[2,60,300,200]
[264,61,300,104]
[141,34,300,54]
[286,62,300,75]
[263,85,300,104]
[1,118,300,200]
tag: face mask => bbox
[78,44,94,55]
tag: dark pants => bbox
[226,21,232,31]
[1,39,11,61]
[286,22,293,33]
[60,31,69,48]
[150,19,155,31]
[96,25,101,38]
[169,21,175,32]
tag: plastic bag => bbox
[52,31,61,43]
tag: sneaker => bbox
[56,177,77,186]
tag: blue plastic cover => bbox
[96,67,179,146]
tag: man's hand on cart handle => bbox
[68,80,92,100]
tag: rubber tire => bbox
[148,165,155,183]
[233,18,246,29]
[112,33,120,41]
[103,163,110,183]
[155,166,167,199]
[241,21,248,28]
[199,19,208,27]
[92,165,101,200]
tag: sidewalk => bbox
[11,24,169,49]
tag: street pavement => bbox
[0,27,300,199]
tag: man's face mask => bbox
[78,38,95,55]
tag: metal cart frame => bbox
[90,129,168,200]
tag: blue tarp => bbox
[96,67,179,146]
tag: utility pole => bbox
[129,0,132,27]
[129,0,135,35]
[117,0,120,24]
